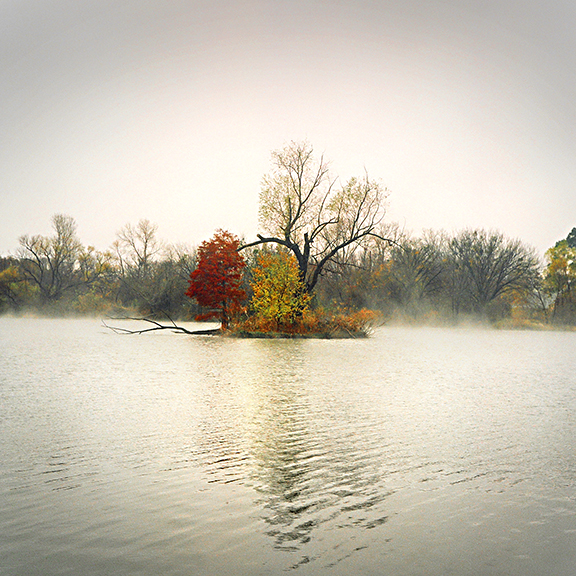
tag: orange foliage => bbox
[236,306,378,337]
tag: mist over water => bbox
[1,318,575,575]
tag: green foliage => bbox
[565,227,576,249]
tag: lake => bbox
[1,317,575,575]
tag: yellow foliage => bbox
[250,251,310,329]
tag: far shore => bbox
[1,313,575,334]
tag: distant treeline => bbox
[1,214,575,327]
[0,215,198,318]
[317,226,576,327]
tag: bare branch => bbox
[239,234,292,251]
[102,316,220,335]
[253,142,393,293]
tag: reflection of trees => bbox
[241,342,391,561]
[192,339,392,568]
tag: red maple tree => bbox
[186,230,246,329]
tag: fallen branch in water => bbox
[102,316,220,336]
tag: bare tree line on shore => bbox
[1,211,573,326]
[1,141,574,326]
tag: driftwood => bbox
[102,316,220,336]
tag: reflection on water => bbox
[237,342,391,564]
[1,318,576,575]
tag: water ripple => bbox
[2,320,576,575]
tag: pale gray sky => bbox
[1,0,575,256]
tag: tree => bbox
[140,243,197,317]
[448,229,540,316]
[17,214,109,305]
[137,245,197,317]
[18,214,81,303]
[241,141,393,294]
[185,230,246,329]
[566,227,576,249]
[380,232,446,317]
[250,251,311,329]
[114,219,162,280]
[0,258,30,311]
[544,239,576,323]
[112,219,164,310]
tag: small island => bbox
[181,228,380,339]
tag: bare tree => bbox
[448,229,540,315]
[115,219,162,280]
[18,214,84,303]
[385,232,446,315]
[241,141,394,293]
[112,220,197,316]
[143,243,197,317]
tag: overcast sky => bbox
[1,0,575,256]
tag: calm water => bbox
[1,318,575,576]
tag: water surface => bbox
[1,318,575,575]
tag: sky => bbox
[1,0,576,257]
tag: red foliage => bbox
[186,230,246,329]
